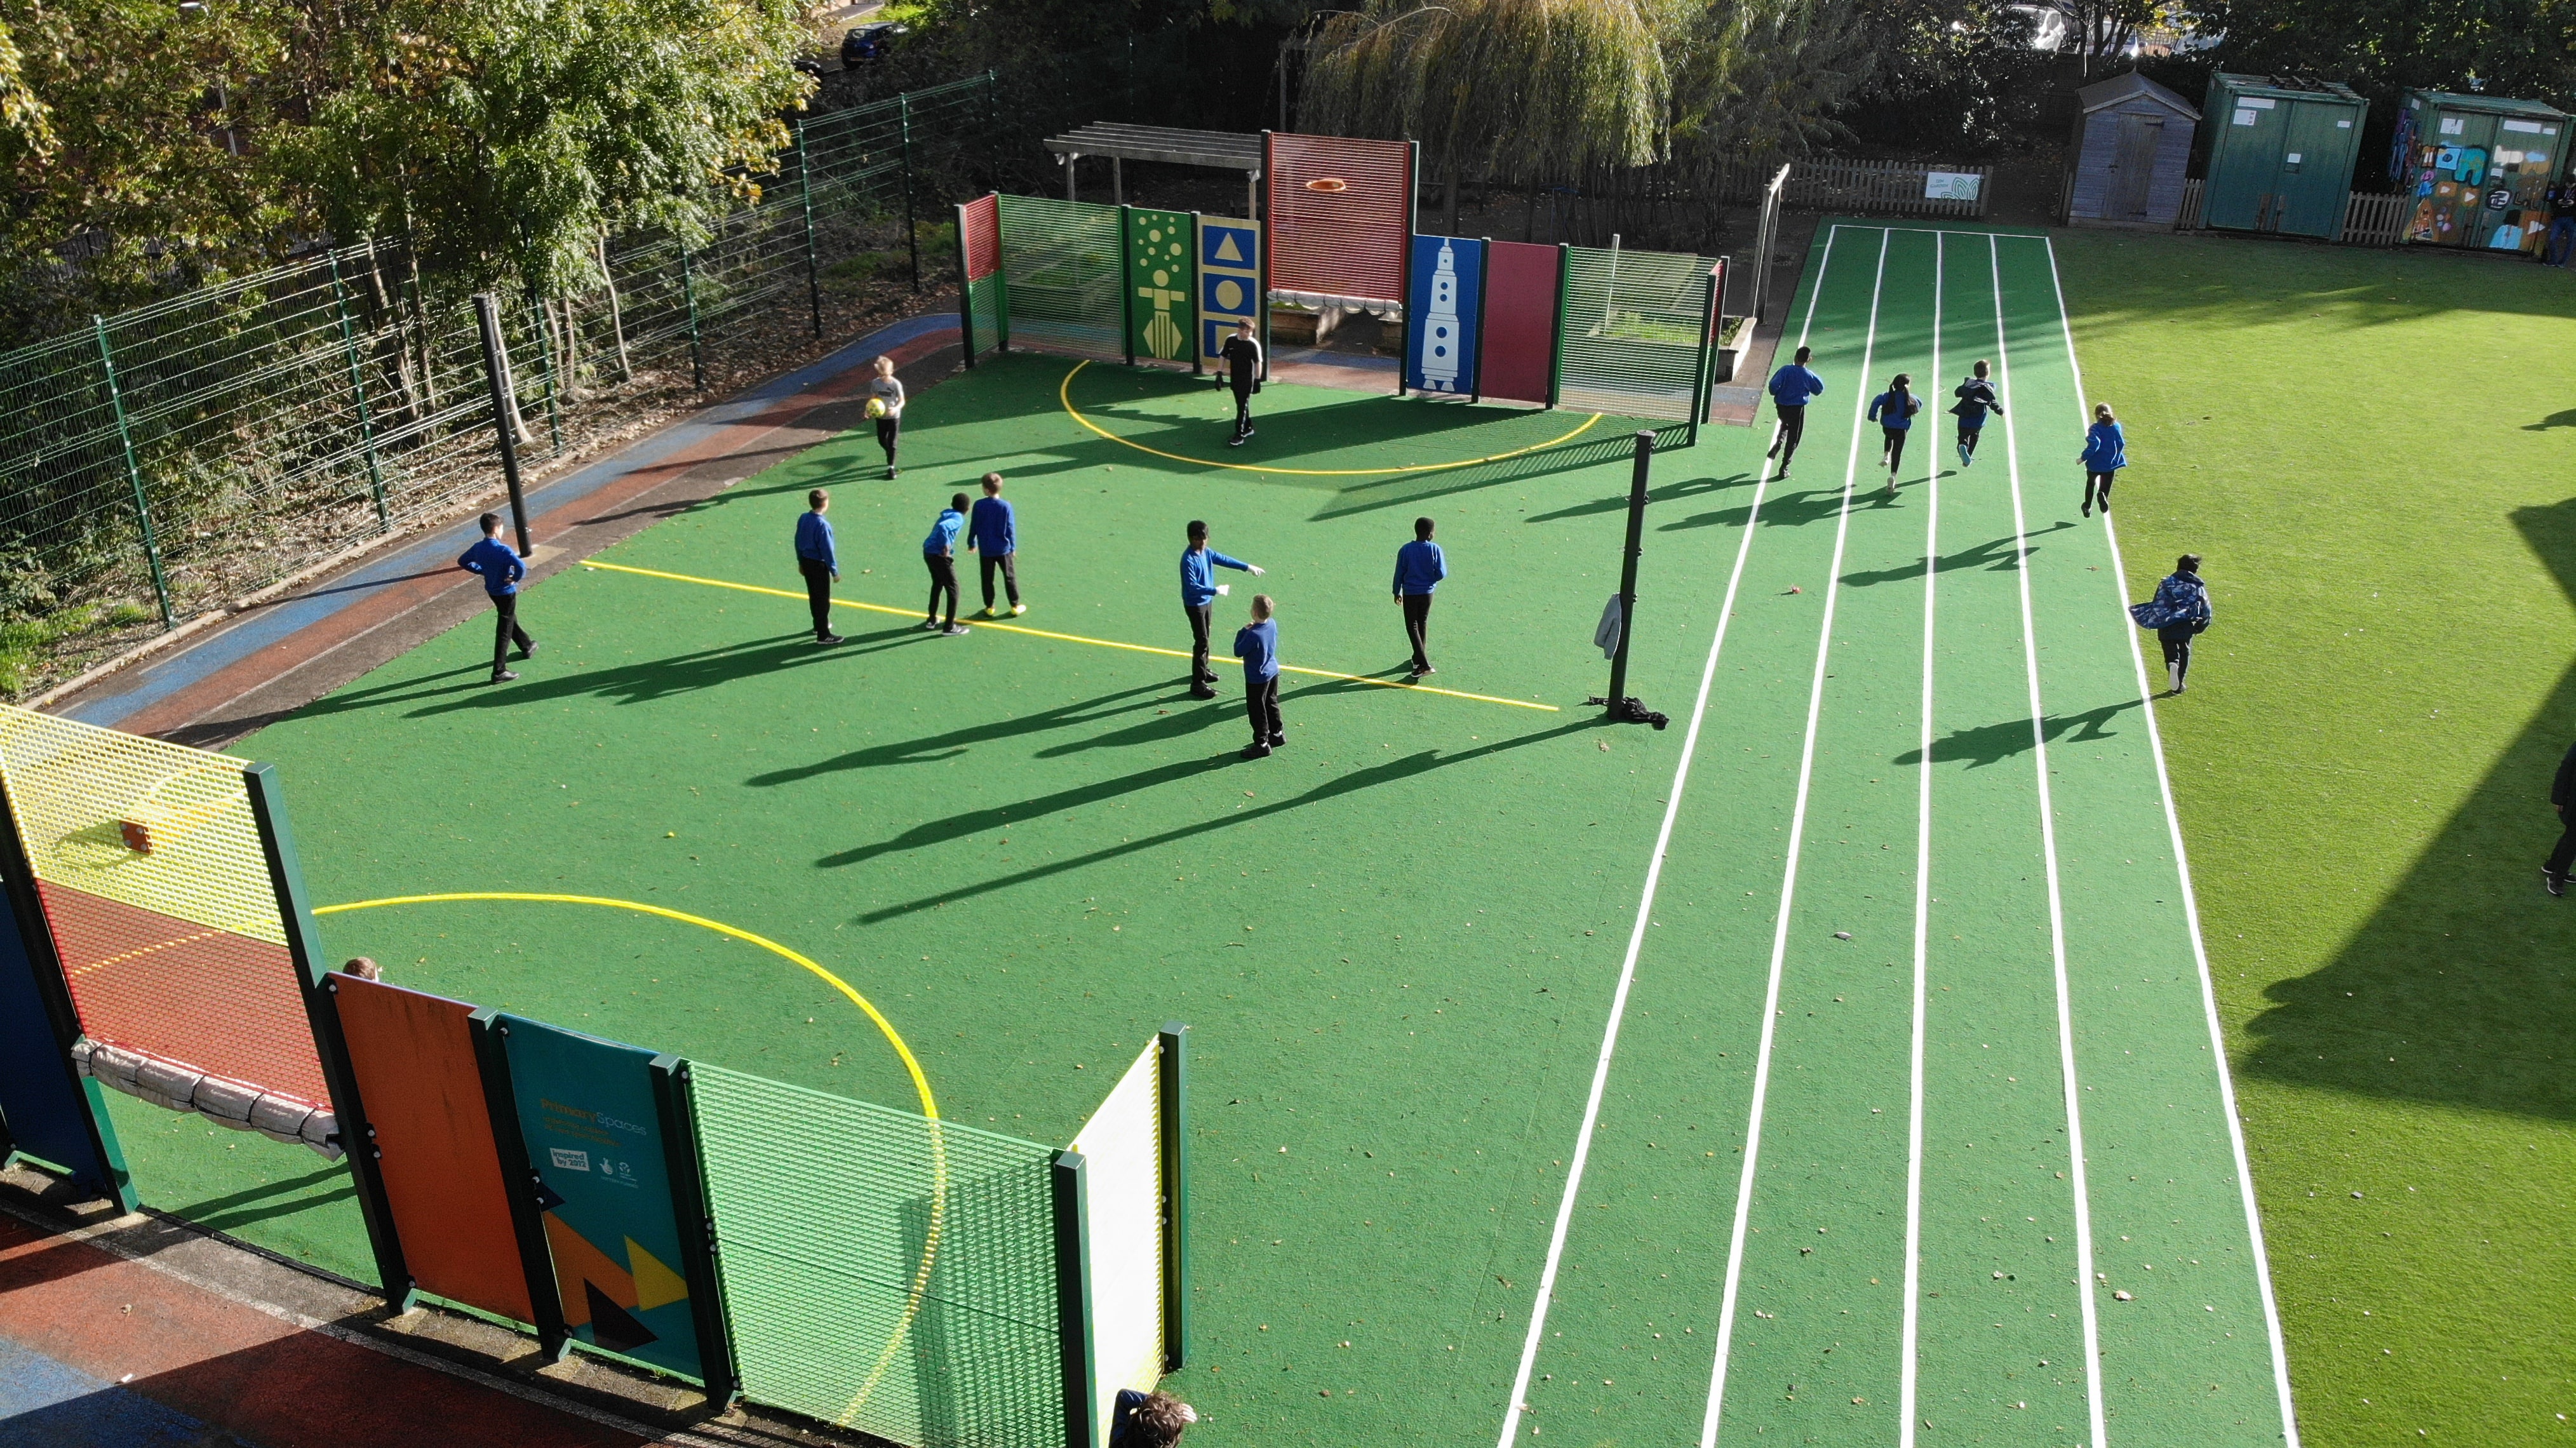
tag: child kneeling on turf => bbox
[1235,594,1282,759]
[1110,1389,1197,1446]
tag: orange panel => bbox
[332,976,537,1324]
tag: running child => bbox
[1218,318,1262,446]
[2080,403,2125,516]
[1235,594,1282,758]
[867,356,905,478]
[967,473,1024,617]
[1950,359,2001,469]
[1866,372,1921,495]
[1181,520,1263,698]
[1765,345,1825,478]
[922,492,969,634]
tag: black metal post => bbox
[649,1056,739,1400]
[1588,431,1668,728]
[0,769,134,1210]
[1157,1022,1189,1371]
[471,294,533,557]
[469,1008,572,1360]
[1052,1150,1098,1448]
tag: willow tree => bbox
[1298,0,1668,234]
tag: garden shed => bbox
[2392,91,2570,251]
[2202,73,2368,239]
[2066,72,2198,227]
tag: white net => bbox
[1069,1038,1165,1439]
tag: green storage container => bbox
[2393,90,2570,251]
[2202,74,2368,239]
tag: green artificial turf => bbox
[2058,230,2576,1447]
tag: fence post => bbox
[796,118,824,339]
[1053,1150,1099,1448]
[1546,243,1569,409]
[1119,205,1137,368]
[1687,264,1719,449]
[901,93,922,293]
[326,254,392,532]
[0,768,135,1212]
[525,297,563,454]
[467,1009,573,1362]
[92,317,172,629]
[471,294,535,556]
[678,240,706,391]
[1156,1022,1189,1371]
[648,1056,739,1403]
[956,202,978,368]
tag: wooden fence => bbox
[2173,179,2410,248]
[1710,157,1992,220]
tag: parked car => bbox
[842,22,906,66]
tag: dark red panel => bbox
[1480,241,1560,405]
[1266,133,1411,305]
[38,882,328,1108]
[961,193,1001,283]
[333,976,537,1325]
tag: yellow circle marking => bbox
[1058,358,1605,476]
[314,891,941,1423]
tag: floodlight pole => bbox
[1588,430,1669,728]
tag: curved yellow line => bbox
[314,891,944,1421]
[1059,359,1605,475]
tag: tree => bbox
[2199,0,2576,104]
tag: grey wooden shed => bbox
[2065,72,2199,227]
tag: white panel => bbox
[1071,1040,1164,1440]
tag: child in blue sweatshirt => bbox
[923,493,969,634]
[1181,520,1263,699]
[1234,594,1282,758]
[456,512,535,682]
[1867,373,1920,495]
[2079,403,2126,518]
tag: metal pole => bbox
[1397,140,1418,398]
[796,117,824,337]
[1053,1151,1099,1448]
[901,94,922,293]
[1546,243,1569,409]
[328,255,391,531]
[678,241,706,391]
[93,316,172,628]
[471,293,533,556]
[1687,264,1719,448]
[1604,432,1649,704]
[956,201,979,368]
[1120,205,1137,368]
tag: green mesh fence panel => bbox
[965,275,1006,361]
[996,196,1124,361]
[1555,245,1721,421]
[691,1065,1064,1448]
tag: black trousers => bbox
[979,552,1020,607]
[1245,673,1280,742]
[876,415,900,466]
[1771,405,1805,467]
[1881,426,1908,473]
[2547,810,2576,877]
[1230,382,1254,436]
[2085,470,2116,511]
[923,554,958,625]
[799,556,834,638]
[1184,603,1216,683]
[1402,593,1434,670]
[1958,421,1985,455]
[2157,628,2194,683]
[488,592,531,674]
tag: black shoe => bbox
[2547,868,2568,897]
[886,467,899,479]
[1411,664,1435,676]
[1766,441,1781,459]
[817,633,844,645]
[1190,686,1218,701]
[2081,502,2092,517]
[1267,732,1285,748]
[1227,434,1246,448]
[1240,742,1271,760]
[516,640,538,660]
[491,669,518,683]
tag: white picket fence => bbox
[2173,179,2410,248]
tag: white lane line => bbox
[1697,224,1891,1448]
[1898,231,1943,1448]
[2036,235,2304,1448]
[1489,224,1845,1448]
[1990,231,2110,1448]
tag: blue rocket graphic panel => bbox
[1405,234,1484,396]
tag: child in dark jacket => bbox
[1951,360,2002,469]
[1867,373,1921,495]
[1234,594,1282,759]
[2081,403,2126,516]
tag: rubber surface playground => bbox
[120,223,2296,1446]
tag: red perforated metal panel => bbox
[961,193,1002,283]
[1265,133,1412,305]
[334,976,536,1324]
[1480,241,1560,405]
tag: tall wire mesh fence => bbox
[994,196,1124,361]
[0,74,1001,696]
[1556,244,1724,422]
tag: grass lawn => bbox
[2058,229,2576,1445]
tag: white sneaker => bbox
[2167,664,2183,694]
[1957,443,1971,468]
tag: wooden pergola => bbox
[1042,124,1264,218]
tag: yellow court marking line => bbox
[582,559,1562,713]
[1058,358,1606,476]
[70,929,222,979]
[314,891,944,1421]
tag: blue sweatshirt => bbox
[1393,539,1447,596]
[795,510,836,572]
[1868,389,1920,430]
[969,496,1016,554]
[923,508,964,556]
[1180,545,1250,607]
[1767,363,1825,408]
[2081,421,2127,472]
[457,536,524,596]
[1234,617,1278,680]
